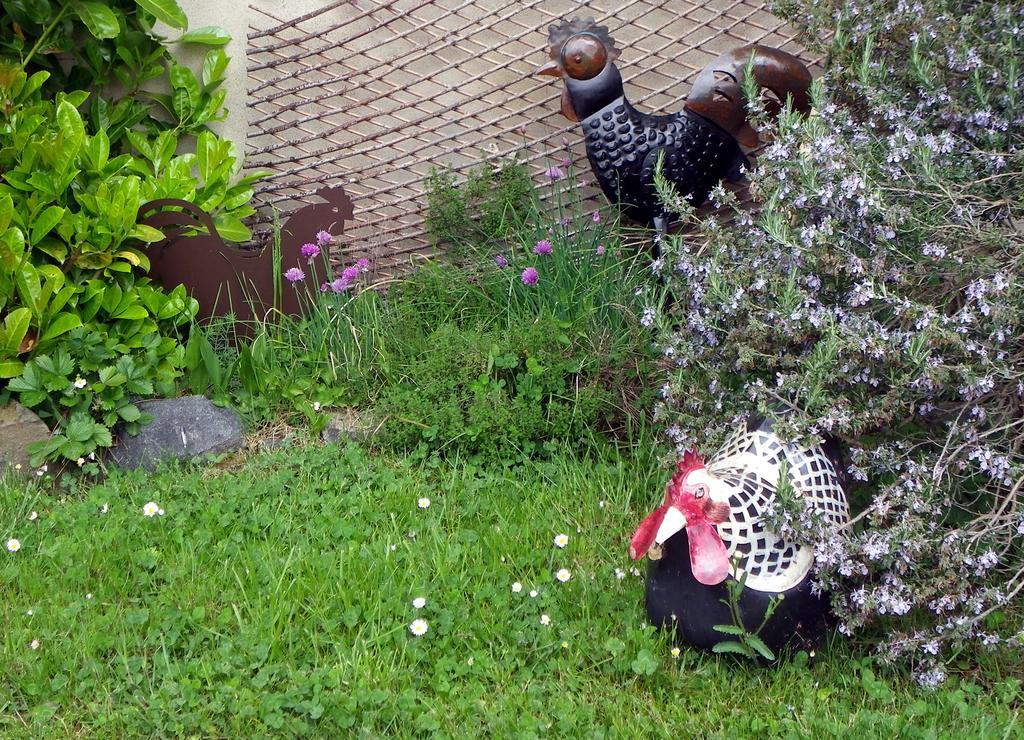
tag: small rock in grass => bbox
[109,396,243,471]
[322,408,379,444]
[0,403,50,472]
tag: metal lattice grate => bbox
[246,0,818,276]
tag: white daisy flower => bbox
[6,538,21,552]
[312,401,321,412]
[529,590,538,598]
[28,511,38,521]
[553,534,569,548]
[615,568,625,580]
[26,609,33,616]
[540,614,551,626]
[417,497,431,509]
[598,500,606,508]
[671,647,681,658]
[412,597,426,609]
[142,502,162,517]
[29,639,39,650]
[556,568,571,583]
[86,593,93,600]
[409,618,429,636]
[511,582,523,593]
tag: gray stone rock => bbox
[110,395,243,471]
[322,407,379,444]
[0,403,50,471]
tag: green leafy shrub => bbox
[0,2,257,464]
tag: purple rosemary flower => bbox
[544,166,564,181]
[284,267,305,283]
[300,243,320,261]
[494,254,508,268]
[315,230,333,247]
[533,239,552,256]
[521,267,539,286]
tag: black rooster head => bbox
[535,18,624,122]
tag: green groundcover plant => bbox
[653,1,1022,682]
[0,0,260,465]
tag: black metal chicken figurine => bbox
[536,18,812,238]
[629,417,849,658]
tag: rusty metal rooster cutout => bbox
[138,186,354,326]
[536,18,812,239]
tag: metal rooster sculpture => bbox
[536,18,812,238]
[138,186,353,326]
[630,417,849,657]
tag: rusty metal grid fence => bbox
[246,0,816,276]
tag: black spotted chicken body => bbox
[581,100,744,223]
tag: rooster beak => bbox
[654,506,687,547]
[629,504,687,561]
[534,60,562,77]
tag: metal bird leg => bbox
[652,214,668,260]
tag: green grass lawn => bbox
[1,443,1020,737]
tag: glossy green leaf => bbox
[0,193,13,234]
[30,205,66,246]
[40,312,82,342]
[72,1,120,39]
[179,26,231,46]
[212,215,250,243]
[201,48,229,87]
[136,0,188,30]
[2,307,31,354]
[0,360,25,378]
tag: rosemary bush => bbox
[653,1,1022,683]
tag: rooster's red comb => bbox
[678,447,705,474]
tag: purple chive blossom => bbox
[592,210,601,223]
[284,267,305,283]
[521,267,539,286]
[300,243,320,261]
[495,254,508,268]
[320,282,331,292]
[533,239,552,255]
[342,266,359,282]
[596,244,606,255]
[330,277,350,293]
[316,230,333,247]
[559,217,571,227]
[544,166,564,181]
[561,157,571,168]
[356,258,370,272]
